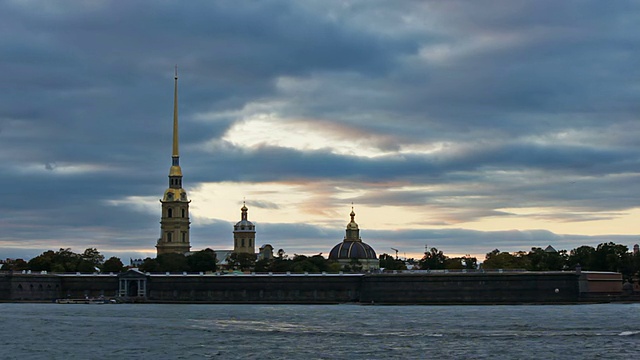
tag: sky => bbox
[1,0,639,263]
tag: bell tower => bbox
[156,67,191,256]
[233,202,256,254]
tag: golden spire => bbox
[172,65,179,158]
[168,66,183,180]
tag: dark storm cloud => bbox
[1,1,639,261]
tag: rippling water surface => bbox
[1,303,639,359]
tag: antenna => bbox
[390,248,399,260]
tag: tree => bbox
[379,253,407,271]
[1,258,28,271]
[229,252,256,271]
[419,247,446,270]
[77,260,98,273]
[139,257,160,272]
[81,248,105,267]
[53,248,81,272]
[156,253,189,272]
[187,248,217,272]
[481,249,528,269]
[526,247,567,271]
[27,250,56,272]
[102,257,125,273]
[567,245,595,269]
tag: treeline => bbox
[1,248,124,273]
[140,251,343,274]
[3,241,638,278]
[138,249,217,272]
[416,242,640,280]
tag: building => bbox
[156,68,191,256]
[258,244,274,261]
[328,208,379,271]
[233,202,256,254]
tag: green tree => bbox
[526,247,568,271]
[229,252,257,271]
[187,248,217,272]
[156,253,189,272]
[53,248,81,272]
[27,250,56,271]
[567,245,595,269]
[139,257,160,272]
[481,249,529,269]
[254,258,272,272]
[1,258,29,271]
[419,247,446,270]
[379,253,407,271]
[102,257,125,273]
[81,248,105,267]
[77,259,98,273]
[592,242,629,273]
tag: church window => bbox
[249,239,252,247]
[182,209,186,218]
[168,208,173,218]
[167,232,172,242]
[242,239,245,247]
[182,232,186,242]
[235,239,238,247]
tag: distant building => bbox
[258,244,274,261]
[328,208,379,271]
[156,68,191,256]
[544,245,557,253]
[130,258,144,267]
[233,202,256,255]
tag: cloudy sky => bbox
[1,0,639,263]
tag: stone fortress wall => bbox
[0,270,626,304]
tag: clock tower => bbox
[156,68,191,256]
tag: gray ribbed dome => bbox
[329,241,377,260]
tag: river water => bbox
[1,303,639,359]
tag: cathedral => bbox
[154,71,379,270]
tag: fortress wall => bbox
[1,271,624,303]
[146,274,362,303]
[59,275,119,299]
[1,274,62,301]
[361,272,581,304]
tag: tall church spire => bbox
[172,65,179,160]
[157,67,191,256]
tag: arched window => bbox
[182,209,186,218]
[241,239,245,247]
[249,239,252,247]
[167,232,172,242]
[168,208,173,218]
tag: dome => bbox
[329,240,377,260]
[234,219,254,229]
[234,202,254,231]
